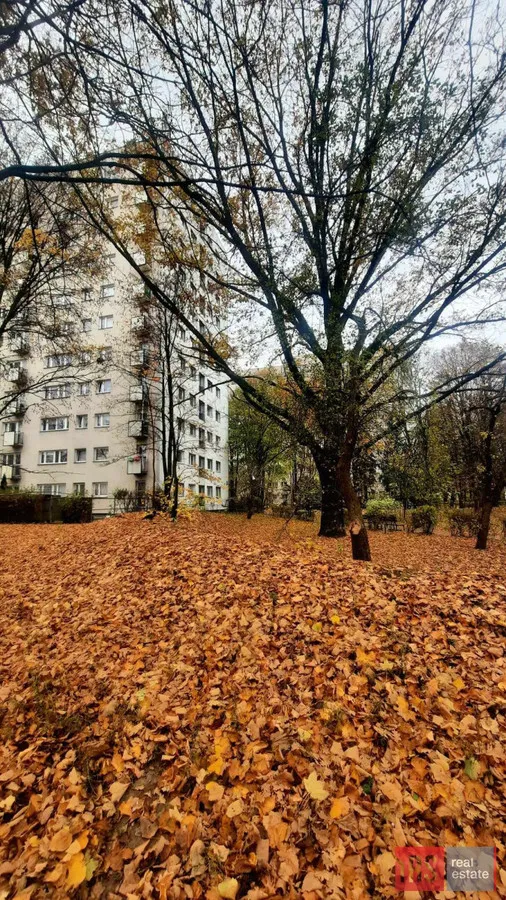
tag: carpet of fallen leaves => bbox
[0,512,505,900]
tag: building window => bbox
[216,486,221,499]
[82,319,92,332]
[75,448,87,463]
[198,484,205,495]
[39,449,67,464]
[178,325,185,340]
[41,417,69,432]
[178,386,185,401]
[207,458,213,471]
[216,386,221,398]
[206,485,213,498]
[199,373,205,390]
[207,379,213,390]
[78,382,90,396]
[3,422,19,433]
[95,413,110,428]
[83,288,92,302]
[73,483,85,495]
[207,430,213,443]
[92,482,108,497]
[190,424,197,437]
[176,450,183,462]
[109,195,119,209]
[45,383,71,399]
[38,483,65,496]
[215,411,221,423]
[46,353,72,368]
[189,452,196,465]
[96,379,111,394]
[199,400,205,421]
[199,427,205,447]
[199,455,205,468]
[190,365,196,378]
[207,405,213,417]
[101,284,115,298]
[190,394,196,408]
[99,315,113,329]
[177,417,185,433]
[94,446,109,461]
[188,483,196,494]
[76,414,88,429]
[216,460,221,474]
[178,354,186,371]
[215,435,221,447]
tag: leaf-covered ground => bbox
[0,513,505,899]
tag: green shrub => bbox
[409,505,438,534]
[448,508,480,537]
[60,494,93,523]
[365,497,398,517]
[364,497,398,529]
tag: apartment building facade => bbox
[0,242,229,515]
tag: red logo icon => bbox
[395,846,445,891]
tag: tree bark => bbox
[317,456,346,537]
[337,462,371,561]
[475,501,493,550]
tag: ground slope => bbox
[0,514,505,899]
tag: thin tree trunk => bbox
[337,462,371,561]
[317,456,345,537]
[475,501,493,550]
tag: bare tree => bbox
[3,1,506,558]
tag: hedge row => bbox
[0,492,92,524]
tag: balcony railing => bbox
[128,419,148,438]
[127,456,147,475]
[6,365,26,383]
[6,399,26,416]
[129,384,145,402]
[130,348,149,367]
[10,336,30,355]
[3,431,23,447]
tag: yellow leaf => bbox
[303,771,329,801]
[380,781,403,805]
[330,613,340,624]
[67,852,86,888]
[312,622,322,632]
[297,728,312,743]
[44,864,64,883]
[225,799,244,818]
[217,877,239,899]
[374,850,396,878]
[208,757,226,775]
[453,676,465,691]
[207,781,225,802]
[356,648,375,665]
[112,752,125,773]
[110,781,128,803]
[49,829,72,853]
[330,796,350,819]
[396,695,411,720]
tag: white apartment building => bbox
[0,242,229,516]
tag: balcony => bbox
[129,384,145,402]
[131,315,146,330]
[128,419,148,438]
[3,431,23,447]
[10,335,30,355]
[6,365,26,384]
[130,348,149,368]
[6,399,26,416]
[127,456,147,475]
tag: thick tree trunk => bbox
[317,457,345,537]
[475,501,493,550]
[337,462,371,561]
